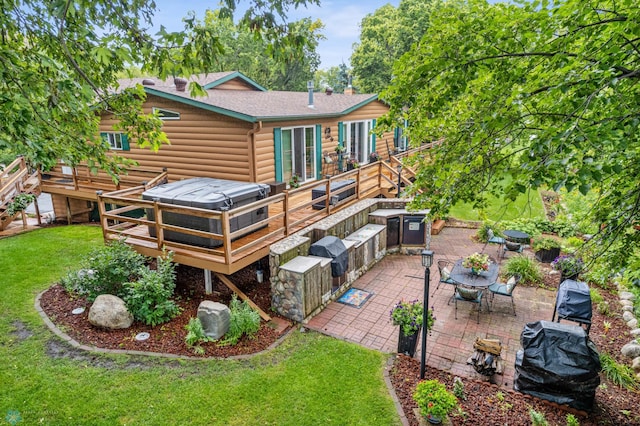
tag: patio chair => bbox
[482,229,505,258]
[454,286,483,323]
[435,260,456,303]
[488,274,520,316]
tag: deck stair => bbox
[0,157,41,231]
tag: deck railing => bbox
[97,161,402,270]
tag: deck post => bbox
[204,269,213,294]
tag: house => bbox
[99,71,396,186]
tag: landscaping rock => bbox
[620,291,636,301]
[88,295,133,329]
[631,328,640,337]
[197,301,230,339]
[628,318,639,329]
[623,311,636,323]
[632,357,640,372]
[621,342,640,359]
[623,305,634,312]
[620,299,634,308]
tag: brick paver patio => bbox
[306,226,557,388]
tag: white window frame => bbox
[344,119,375,164]
[152,107,181,120]
[281,125,317,184]
[104,132,124,150]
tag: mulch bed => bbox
[39,260,640,424]
[39,264,289,358]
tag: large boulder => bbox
[89,294,133,329]
[197,301,230,339]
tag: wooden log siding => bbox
[100,96,253,182]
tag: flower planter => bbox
[397,327,420,357]
[534,247,560,263]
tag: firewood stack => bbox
[467,337,504,377]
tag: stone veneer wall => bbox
[270,198,430,322]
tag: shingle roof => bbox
[117,72,379,123]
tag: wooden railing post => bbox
[325,179,331,211]
[284,191,290,236]
[153,198,164,250]
[356,168,361,200]
[96,191,108,241]
[222,210,232,265]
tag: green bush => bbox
[60,239,146,301]
[476,222,503,243]
[185,317,214,354]
[218,295,261,346]
[529,409,549,426]
[566,413,580,426]
[502,256,543,285]
[123,251,181,326]
[600,353,638,391]
[531,236,561,251]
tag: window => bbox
[344,120,375,164]
[152,107,181,120]
[394,120,408,152]
[100,132,129,151]
[281,126,316,184]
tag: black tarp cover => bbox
[309,236,348,277]
[556,279,592,321]
[514,320,601,411]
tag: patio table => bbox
[450,259,500,289]
[503,229,530,244]
[450,258,500,311]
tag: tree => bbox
[379,0,640,265]
[351,0,434,93]
[0,0,318,177]
[199,10,323,91]
[314,62,350,93]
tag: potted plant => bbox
[369,152,380,162]
[390,300,434,357]
[346,157,360,170]
[288,174,300,189]
[413,379,459,424]
[551,254,584,281]
[531,236,561,263]
[462,252,490,275]
[334,145,346,154]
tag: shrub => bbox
[185,317,214,354]
[60,239,146,301]
[529,409,549,426]
[600,353,638,390]
[566,413,580,426]
[218,295,261,346]
[531,236,561,251]
[123,251,181,326]
[413,379,458,420]
[503,256,543,285]
[476,222,503,243]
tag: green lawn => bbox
[0,226,400,425]
[447,187,545,222]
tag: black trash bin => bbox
[514,320,601,411]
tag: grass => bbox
[0,226,400,425]
[447,178,545,222]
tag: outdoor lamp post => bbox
[420,249,434,379]
[396,164,402,198]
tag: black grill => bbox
[309,236,348,277]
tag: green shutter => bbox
[394,127,399,148]
[274,128,283,182]
[99,132,107,141]
[121,134,130,151]
[315,124,322,180]
[337,121,344,172]
[371,119,376,152]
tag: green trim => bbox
[202,71,267,92]
[371,119,376,152]
[337,122,344,172]
[143,88,257,122]
[394,127,400,148]
[274,128,283,182]
[315,124,322,179]
[121,134,130,151]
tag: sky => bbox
[152,0,401,69]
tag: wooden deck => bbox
[97,162,401,274]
